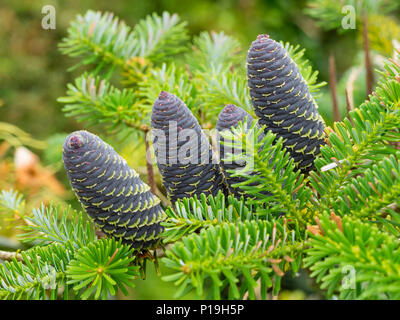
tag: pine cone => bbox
[216,104,265,199]
[247,34,326,173]
[63,130,166,250]
[151,91,228,204]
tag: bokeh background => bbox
[0,0,370,140]
[1,0,399,299]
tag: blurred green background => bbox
[0,0,366,140]
[0,0,399,300]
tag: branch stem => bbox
[329,52,340,122]
[145,135,157,195]
[0,250,23,262]
[363,11,373,96]
[345,88,353,119]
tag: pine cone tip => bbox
[221,104,239,114]
[158,90,170,100]
[217,104,251,131]
[152,91,183,124]
[256,34,270,41]
[65,132,85,151]
[63,129,165,250]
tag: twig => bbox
[0,250,24,262]
[345,88,353,117]
[345,88,355,126]
[363,11,373,96]
[345,67,360,113]
[122,120,150,133]
[185,63,193,80]
[329,52,340,122]
[145,134,157,195]
[153,243,172,259]
[155,187,169,206]
[345,66,362,126]
[96,230,106,239]
[122,121,158,195]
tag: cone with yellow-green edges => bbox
[63,130,166,250]
[247,34,326,173]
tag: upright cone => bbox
[247,34,325,173]
[151,91,228,204]
[63,130,166,250]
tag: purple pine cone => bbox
[247,34,326,173]
[63,130,166,250]
[151,91,229,204]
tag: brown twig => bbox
[345,67,360,113]
[96,230,106,239]
[329,52,340,122]
[152,243,173,259]
[122,121,158,195]
[363,11,373,96]
[185,63,193,80]
[144,133,157,195]
[122,121,150,133]
[345,88,353,116]
[345,88,355,126]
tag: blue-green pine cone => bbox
[216,104,265,199]
[247,34,326,173]
[151,91,229,204]
[63,130,166,250]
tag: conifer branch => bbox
[309,76,400,210]
[0,250,23,262]
[57,74,144,131]
[162,192,260,243]
[219,122,311,226]
[363,12,374,96]
[305,213,400,299]
[59,11,189,75]
[163,220,304,299]
[4,7,400,301]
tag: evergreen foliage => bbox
[1,9,400,300]
[0,196,140,299]
[216,104,262,199]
